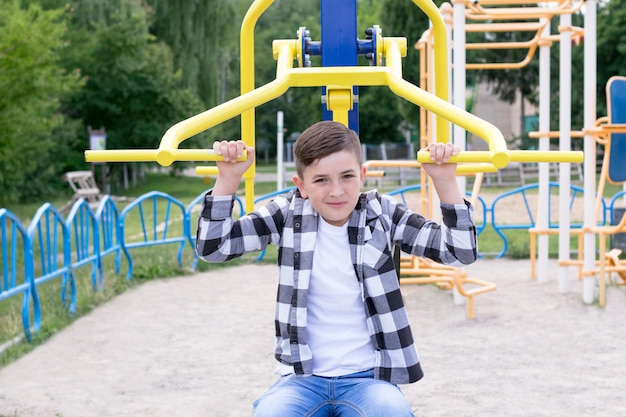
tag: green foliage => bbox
[144,0,237,108]
[64,1,205,151]
[0,0,82,205]
[358,87,404,143]
[596,0,626,118]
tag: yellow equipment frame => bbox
[85,0,583,214]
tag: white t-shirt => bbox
[277,216,375,376]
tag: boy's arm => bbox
[196,140,259,262]
[212,140,255,195]
[421,142,463,205]
[400,143,476,265]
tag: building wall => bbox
[468,81,537,151]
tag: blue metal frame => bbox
[0,208,40,341]
[119,191,188,279]
[95,195,122,276]
[27,203,76,314]
[66,199,102,291]
[490,182,603,258]
[320,0,359,131]
[609,190,626,224]
[608,77,626,182]
[3,184,622,342]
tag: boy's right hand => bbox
[213,140,255,177]
[212,140,255,195]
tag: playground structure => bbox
[586,76,626,304]
[416,0,588,285]
[409,0,626,306]
[82,0,594,313]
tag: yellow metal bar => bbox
[365,160,498,174]
[85,41,294,166]
[416,31,431,217]
[528,130,586,139]
[412,0,450,143]
[467,39,537,50]
[508,150,582,163]
[466,53,535,70]
[463,20,544,70]
[86,149,248,165]
[240,0,274,213]
[365,170,386,177]
[86,35,582,174]
[196,167,219,176]
[86,70,291,164]
[415,148,582,167]
[326,88,353,127]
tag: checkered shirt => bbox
[196,189,477,384]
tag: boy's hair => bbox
[293,121,362,178]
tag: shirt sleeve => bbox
[195,191,285,263]
[390,196,477,266]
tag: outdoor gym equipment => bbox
[85,0,583,215]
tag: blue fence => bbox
[0,190,244,343]
[1,184,624,343]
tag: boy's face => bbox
[292,150,366,227]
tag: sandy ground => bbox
[0,259,625,417]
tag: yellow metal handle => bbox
[196,166,220,176]
[85,149,247,167]
[417,149,584,169]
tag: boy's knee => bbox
[356,384,414,416]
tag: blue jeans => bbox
[252,369,415,417]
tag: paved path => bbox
[1,260,625,417]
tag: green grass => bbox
[476,225,582,259]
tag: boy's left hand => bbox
[421,142,464,204]
[421,142,459,179]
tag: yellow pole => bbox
[412,0,450,143]
[327,89,353,127]
[240,0,275,212]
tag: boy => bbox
[196,121,477,416]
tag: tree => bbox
[22,0,210,186]
[144,0,237,108]
[66,9,203,150]
[0,0,82,205]
[45,0,208,176]
[596,0,626,118]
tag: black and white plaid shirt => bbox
[197,189,477,384]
